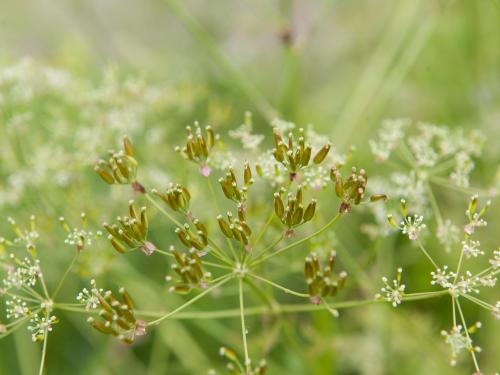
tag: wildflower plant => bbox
[0,116,498,375]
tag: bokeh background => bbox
[0,1,499,374]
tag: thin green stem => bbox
[461,293,495,311]
[417,241,438,270]
[22,285,46,302]
[252,235,283,260]
[145,193,184,227]
[251,213,342,268]
[248,273,309,298]
[5,291,40,304]
[430,176,494,197]
[452,295,457,327]
[456,299,481,373]
[402,290,448,301]
[52,251,79,301]
[38,311,49,375]
[0,314,37,340]
[424,180,442,225]
[147,274,234,326]
[254,209,276,247]
[238,279,250,373]
[39,272,50,301]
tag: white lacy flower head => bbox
[490,248,500,269]
[270,118,295,133]
[387,199,427,241]
[437,220,460,253]
[7,216,39,251]
[255,150,287,187]
[229,112,264,150]
[430,266,455,289]
[2,255,41,289]
[76,279,103,310]
[5,296,29,319]
[390,172,428,215]
[369,118,409,162]
[450,152,474,188]
[27,313,58,342]
[455,271,481,295]
[401,214,426,241]
[441,324,481,366]
[493,302,500,320]
[461,239,484,259]
[376,268,405,307]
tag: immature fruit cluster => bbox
[217,205,253,249]
[305,251,347,304]
[175,123,217,176]
[104,200,155,256]
[152,183,191,214]
[175,219,208,251]
[219,163,253,203]
[94,136,143,191]
[87,287,146,344]
[274,186,316,237]
[331,166,368,214]
[272,127,331,180]
[166,246,212,293]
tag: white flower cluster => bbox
[441,324,481,366]
[2,255,41,289]
[27,313,58,342]
[369,118,409,162]
[5,296,29,319]
[59,214,102,251]
[387,199,427,241]
[76,279,103,311]
[437,219,460,253]
[376,268,405,307]
[229,112,264,150]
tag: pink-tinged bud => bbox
[141,241,156,256]
[310,296,321,305]
[199,165,212,177]
[284,228,296,239]
[131,181,146,194]
[135,320,147,336]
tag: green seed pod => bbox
[95,166,115,184]
[274,193,285,218]
[292,205,304,225]
[313,144,331,164]
[217,216,233,238]
[303,200,317,222]
[123,135,134,157]
[110,237,127,254]
[206,126,215,149]
[244,162,252,185]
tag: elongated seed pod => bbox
[313,144,330,164]
[303,200,316,222]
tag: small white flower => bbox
[376,268,405,307]
[461,239,484,259]
[401,214,426,241]
[76,279,103,310]
[489,248,500,269]
[430,266,455,289]
[5,296,29,319]
[437,220,460,253]
[441,325,480,366]
[27,313,58,342]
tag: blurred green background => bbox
[0,0,499,374]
